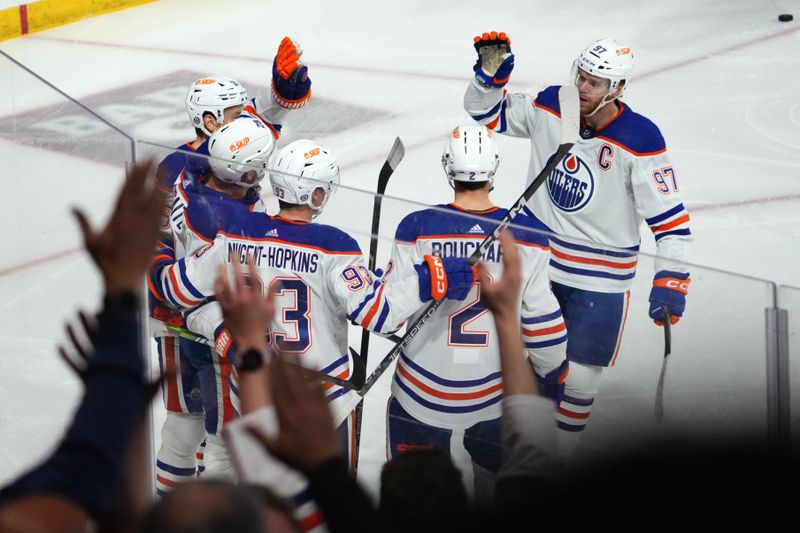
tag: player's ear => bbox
[203,112,219,134]
[311,187,326,208]
[612,80,626,98]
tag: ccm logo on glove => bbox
[653,277,689,294]
[425,255,448,301]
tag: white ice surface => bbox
[1,0,799,499]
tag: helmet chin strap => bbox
[583,91,617,118]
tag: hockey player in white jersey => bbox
[151,139,478,472]
[464,33,691,455]
[150,36,313,491]
[384,125,568,498]
[157,35,311,193]
[150,115,279,489]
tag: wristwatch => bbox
[236,348,267,372]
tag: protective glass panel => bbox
[0,51,135,486]
[779,285,800,442]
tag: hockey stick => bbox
[353,136,405,472]
[347,85,580,401]
[164,324,368,390]
[654,305,672,422]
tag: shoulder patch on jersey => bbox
[596,105,666,156]
[533,85,562,117]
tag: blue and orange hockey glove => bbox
[473,31,514,88]
[272,36,311,109]
[415,255,477,302]
[648,270,690,325]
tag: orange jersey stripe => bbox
[156,474,177,487]
[300,510,325,532]
[550,247,638,269]
[610,290,631,366]
[167,266,200,307]
[397,364,502,401]
[521,322,567,337]
[361,283,387,329]
[557,406,591,420]
[533,100,561,118]
[651,214,690,233]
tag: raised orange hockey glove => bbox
[272,36,311,109]
[473,31,514,88]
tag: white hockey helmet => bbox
[571,38,634,115]
[208,118,276,188]
[185,76,249,136]
[270,139,340,216]
[441,125,499,187]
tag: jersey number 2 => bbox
[448,280,490,347]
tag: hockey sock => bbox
[556,362,604,463]
[156,413,205,495]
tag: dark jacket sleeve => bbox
[0,291,151,520]
[305,457,383,533]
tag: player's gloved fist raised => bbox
[272,36,312,109]
[648,270,690,325]
[415,255,477,302]
[473,31,514,88]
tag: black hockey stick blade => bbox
[378,137,405,195]
[356,85,580,398]
[348,347,367,390]
[655,306,672,422]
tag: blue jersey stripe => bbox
[348,285,378,323]
[549,235,639,257]
[292,489,312,506]
[497,99,508,133]
[399,352,501,387]
[471,99,502,121]
[524,334,568,349]
[321,354,349,374]
[374,300,391,331]
[654,228,691,241]
[156,460,196,477]
[564,394,594,407]
[162,283,183,309]
[556,421,585,432]
[550,260,637,280]
[645,203,685,225]
[521,309,563,325]
[394,376,502,413]
[178,260,206,300]
[326,387,350,403]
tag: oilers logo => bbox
[547,153,594,212]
